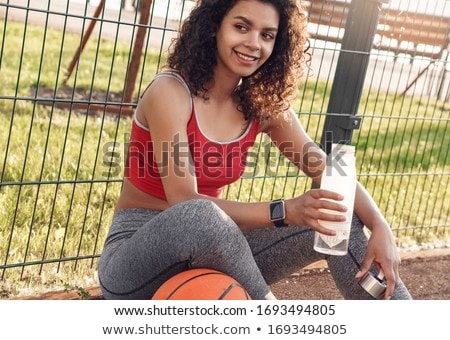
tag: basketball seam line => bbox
[165,271,227,299]
[217,283,249,300]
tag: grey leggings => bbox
[98,199,412,300]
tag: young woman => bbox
[98,0,412,300]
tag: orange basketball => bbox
[151,268,252,300]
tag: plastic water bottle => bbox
[313,143,357,256]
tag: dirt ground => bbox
[270,248,450,300]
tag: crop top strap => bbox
[139,70,193,111]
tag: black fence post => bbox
[319,0,388,151]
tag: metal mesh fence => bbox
[0,0,449,291]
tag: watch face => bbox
[271,201,285,220]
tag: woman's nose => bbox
[244,32,261,50]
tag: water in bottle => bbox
[313,143,357,256]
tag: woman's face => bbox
[215,0,279,79]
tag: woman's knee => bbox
[176,198,233,227]
[183,199,248,247]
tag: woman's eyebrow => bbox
[233,15,278,32]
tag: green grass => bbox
[0,20,449,297]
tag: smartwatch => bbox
[269,199,287,227]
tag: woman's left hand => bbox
[355,221,401,299]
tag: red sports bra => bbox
[125,71,260,200]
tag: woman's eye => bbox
[235,24,248,31]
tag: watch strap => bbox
[273,218,287,228]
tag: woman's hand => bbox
[355,221,401,299]
[285,189,348,235]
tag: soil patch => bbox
[270,248,450,300]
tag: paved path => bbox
[0,0,179,51]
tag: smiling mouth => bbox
[236,51,258,62]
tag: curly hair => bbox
[166,0,309,121]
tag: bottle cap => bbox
[358,270,387,299]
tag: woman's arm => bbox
[353,183,400,299]
[267,108,400,298]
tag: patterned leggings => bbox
[98,199,412,300]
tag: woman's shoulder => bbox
[142,70,190,97]
[135,70,193,127]
[140,70,191,106]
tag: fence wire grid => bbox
[0,0,449,289]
